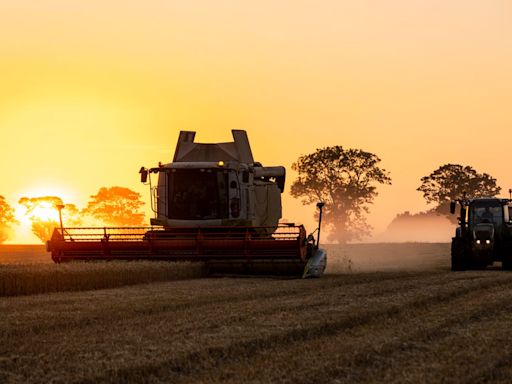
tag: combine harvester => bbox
[47,130,327,277]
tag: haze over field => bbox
[0,1,510,243]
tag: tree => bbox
[417,164,501,219]
[82,186,145,226]
[18,196,82,243]
[291,146,392,243]
[0,196,17,243]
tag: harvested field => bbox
[2,243,512,383]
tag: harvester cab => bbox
[450,197,512,271]
[141,130,285,232]
[47,130,327,278]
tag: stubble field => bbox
[2,243,512,383]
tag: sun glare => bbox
[16,200,60,223]
[11,199,62,244]
[14,206,31,225]
[30,203,60,222]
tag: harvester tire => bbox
[451,239,467,272]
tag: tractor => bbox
[450,197,512,271]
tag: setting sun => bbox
[27,203,60,223]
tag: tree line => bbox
[291,149,500,243]
[0,147,502,244]
[0,187,145,243]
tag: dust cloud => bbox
[325,243,451,274]
[319,212,455,273]
[373,211,456,243]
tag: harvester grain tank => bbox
[450,197,512,270]
[47,130,327,277]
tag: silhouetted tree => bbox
[417,164,501,220]
[291,146,391,243]
[0,196,17,243]
[60,204,82,227]
[31,220,58,243]
[18,196,82,242]
[83,187,145,226]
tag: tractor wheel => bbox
[451,255,467,271]
[451,239,467,271]
[502,257,512,271]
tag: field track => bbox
[2,244,512,383]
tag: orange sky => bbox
[1,0,511,243]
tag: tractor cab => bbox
[450,198,512,270]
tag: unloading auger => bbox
[46,130,327,277]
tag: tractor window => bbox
[471,206,503,225]
[168,169,228,220]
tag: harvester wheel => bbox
[451,239,467,271]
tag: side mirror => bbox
[450,201,456,214]
[139,167,148,183]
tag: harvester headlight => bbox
[218,160,225,167]
[486,240,491,245]
[476,240,481,244]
